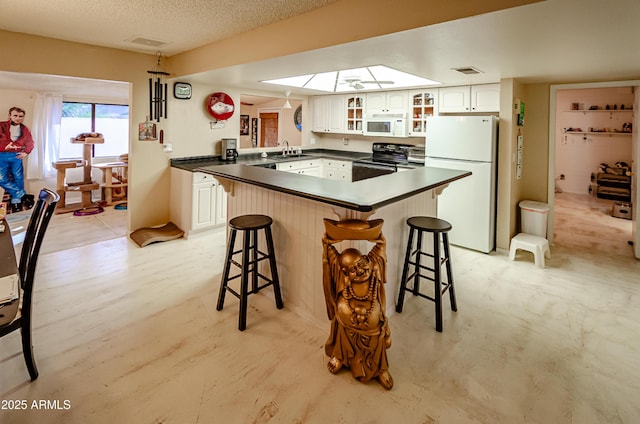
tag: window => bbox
[59,102,129,159]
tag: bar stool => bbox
[395,216,457,332]
[216,214,284,331]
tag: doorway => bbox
[549,81,640,258]
[259,111,279,147]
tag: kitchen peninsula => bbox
[191,153,470,325]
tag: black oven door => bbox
[351,161,397,182]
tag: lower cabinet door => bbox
[215,183,227,225]
[192,182,216,231]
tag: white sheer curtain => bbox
[28,93,63,180]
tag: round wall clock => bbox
[294,105,302,131]
[205,92,235,121]
[173,82,192,99]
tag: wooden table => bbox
[0,219,19,326]
[92,162,128,205]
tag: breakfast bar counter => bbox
[196,161,469,213]
[193,157,470,325]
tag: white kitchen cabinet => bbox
[365,90,408,114]
[312,95,345,133]
[323,158,352,181]
[215,182,227,226]
[277,158,323,176]
[277,158,352,180]
[408,89,438,136]
[170,168,226,238]
[345,95,365,134]
[471,84,501,112]
[192,175,216,231]
[439,83,500,113]
[438,86,470,112]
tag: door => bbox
[549,82,639,257]
[312,96,330,132]
[260,112,279,147]
[426,116,497,161]
[215,183,227,225]
[439,86,470,112]
[634,86,640,258]
[365,91,407,114]
[425,158,496,253]
[471,84,500,112]
[192,182,216,230]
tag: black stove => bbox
[371,142,412,164]
[351,143,413,181]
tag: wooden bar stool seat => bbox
[216,214,283,331]
[395,216,457,332]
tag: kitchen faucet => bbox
[282,140,289,156]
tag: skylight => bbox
[261,65,440,93]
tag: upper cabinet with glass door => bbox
[408,90,438,136]
[345,95,365,134]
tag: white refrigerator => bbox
[425,115,498,253]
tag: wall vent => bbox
[452,66,482,75]
[128,37,168,47]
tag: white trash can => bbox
[519,200,549,238]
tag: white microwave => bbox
[364,114,407,138]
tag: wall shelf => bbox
[564,131,631,136]
[566,109,633,119]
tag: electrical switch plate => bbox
[163,143,173,153]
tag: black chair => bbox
[0,188,60,380]
[396,216,457,332]
[216,214,283,331]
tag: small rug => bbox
[73,206,104,216]
[130,222,184,248]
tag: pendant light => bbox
[283,90,292,109]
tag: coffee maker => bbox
[221,138,238,161]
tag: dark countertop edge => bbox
[368,172,470,210]
[195,164,470,212]
[196,168,371,211]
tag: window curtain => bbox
[28,93,63,180]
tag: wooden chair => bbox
[0,188,60,380]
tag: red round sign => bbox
[205,92,235,121]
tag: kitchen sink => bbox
[271,153,313,160]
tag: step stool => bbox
[509,233,551,268]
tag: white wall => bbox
[166,82,307,157]
[555,87,633,194]
[311,133,426,153]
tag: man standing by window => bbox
[0,106,35,212]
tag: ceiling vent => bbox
[452,66,482,75]
[128,37,168,48]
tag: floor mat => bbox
[130,222,184,247]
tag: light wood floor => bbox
[553,192,634,258]
[1,201,638,423]
[6,205,128,256]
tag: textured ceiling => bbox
[0,0,338,56]
[1,0,640,99]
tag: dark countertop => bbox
[185,150,470,212]
[169,148,372,171]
